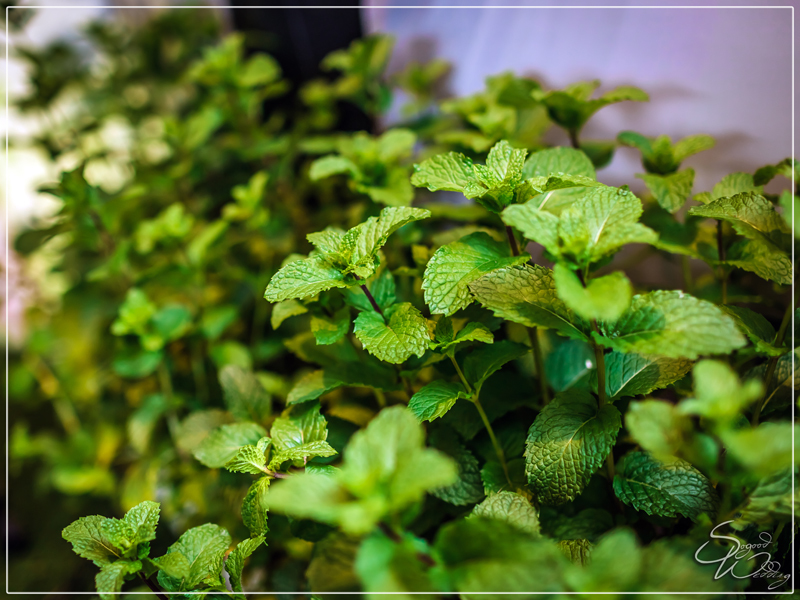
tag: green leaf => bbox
[219,365,271,423]
[613,451,718,521]
[525,390,621,505]
[409,381,468,422]
[96,560,141,600]
[720,422,797,478]
[423,232,529,316]
[354,532,439,598]
[286,362,400,404]
[637,169,694,213]
[264,255,348,302]
[469,491,540,536]
[354,303,430,364]
[501,202,562,255]
[625,400,692,459]
[597,291,746,359]
[604,351,692,399]
[434,517,568,597]
[430,433,485,506]
[556,185,658,267]
[545,339,595,392]
[710,172,762,201]
[725,237,793,285]
[156,523,232,591]
[557,539,592,565]
[430,320,494,355]
[735,468,798,528]
[152,552,191,579]
[122,501,160,548]
[193,422,268,468]
[309,155,360,180]
[62,515,121,566]
[241,477,270,537]
[269,403,336,468]
[463,340,528,391]
[270,299,308,329]
[678,360,762,422]
[672,134,716,163]
[411,151,484,194]
[689,192,791,252]
[225,444,268,474]
[469,264,588,341]
[521,146,596,179]
[310,306,351,345]
[226,535,265,593]
[536,82,648,133]
[266,407,458,535]
[540,507,614,543]
[720,305,786,356]
[553,264,632,322]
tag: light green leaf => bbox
[521,146,596,179]
[463,340,528,391]
[122,501,160,548]
[423,232,529,316]
[553,264,632,322]
[431,321,494,355]
[720,422,797,478]
[625,400,692,459]
[354,303,429,364]
[613,451,718,521]
[411,152,479,195]
[270,402,335,467]
[408,381,468,422]
[557,186,658,266]
[193,422,268,468]
[286,362,400,404]
[309,155,360,180]
[270,299,308,329]
[226,535,265,594]
[225,445,267,474]
[672,134,715,163]
[502,202,561,253]
[604,352,692,399]
[637,169,694,213]
[62,515,120,566]
[525,390,621,505]
[710,172,762,201]
[96,560,141,600]
[219,365,271,423]
[156,523,231,591]
[735,468,798,528]
[597,291,746,359]
[470,491,540,536]
[152,552,191,579]
[354,532,439,598]
[241,477,270,537]
[311,306,351,345]
[469,264,588,340]
[678,360,762,421]
[434,517,568,597]
[264,255,348,302]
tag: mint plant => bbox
[7,8,797,597]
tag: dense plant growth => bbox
[8,8,797,598]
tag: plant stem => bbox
[473,392,511,487]
[360,284,384,318]
[716,220,728,304]
[527,327,550,405]
[138,573,170,600]
[449,355,473,395]
[591,321,607,407]
[752,299,793,425]
[568,128,580,149]
[505,225,520,256]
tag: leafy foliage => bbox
[8,10,795,597]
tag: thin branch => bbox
[360,284,385,318]
[505,225,520,257]
[138,573,170,600]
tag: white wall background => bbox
[362,0,795,193]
